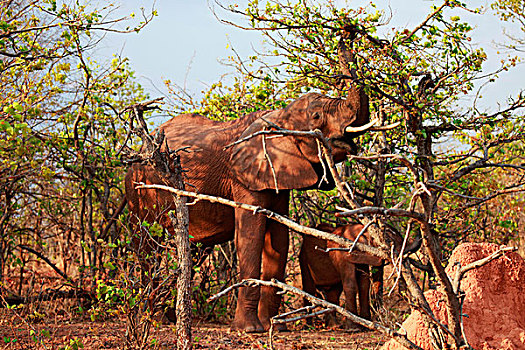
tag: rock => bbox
[382,243,525,350]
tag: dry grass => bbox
[0,310,390,350]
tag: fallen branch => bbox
[2,288,94,307]
[270,305,334,325]
[209,278,423,350]
[268,305,335,350]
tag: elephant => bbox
[125,88,372,333]
[299,224,383,330]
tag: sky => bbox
[98,0,524,112]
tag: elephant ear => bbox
[230,111,319,191]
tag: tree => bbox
[492,0,525,51]
[0,0,153,297]
[162,1,524,348]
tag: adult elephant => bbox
[125,88,373,332]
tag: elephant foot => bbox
[265,322,288,332]
[343,320,367,332]
[231,315,265,333]
[323,312,338,328]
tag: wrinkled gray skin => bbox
[299,224,383,330]
[125,89,370,332]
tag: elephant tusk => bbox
[369,121,401,132]
[345,119,379,133]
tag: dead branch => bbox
[134,183,388,261]
[125,97,192,350]
[335,206,426,224]
[18,245,69,281]
[2,288,94,307]
[350,221,373,252]
[223,127,321,150]
[268,306,334,350]
[270,305,334,325]
[209,278,423,350]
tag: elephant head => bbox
[230,89,370,191]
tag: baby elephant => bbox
[299,224,382,330]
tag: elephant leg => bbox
[258,193,289,331]
[323,284,342,328]
[339,263,361,330]
[231,206,266,333]
[356,265,371,321]
[299,250,316,326]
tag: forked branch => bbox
[208,278,423,350]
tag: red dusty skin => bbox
[382,243,525,350]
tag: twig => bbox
[262,133,279,193]
[316,138,329,186]
[224,128,319,150]
[388,225,411,297]
[315,246,352,253]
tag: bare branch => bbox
[398,1,450,44]
[209,278,424,350]
[134,183,388,260]
[335,205,427,224]
[18,245,69,281]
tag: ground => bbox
[0,314,389,350]
[0,236,409,350]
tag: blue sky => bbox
[99,1,524,111]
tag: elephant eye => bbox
[312,112,321,120]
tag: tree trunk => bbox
[168,154,192,350]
